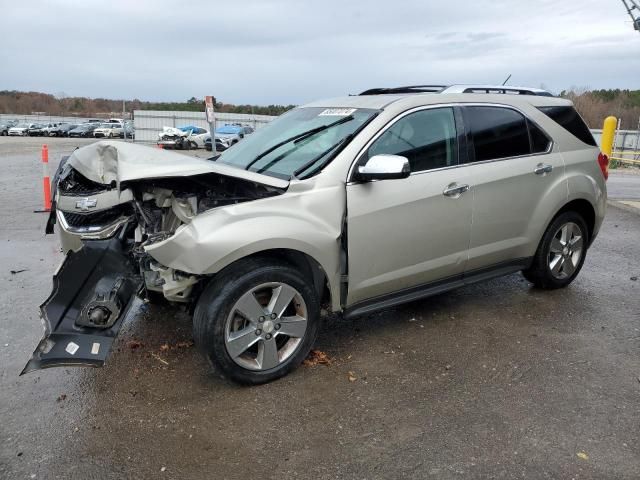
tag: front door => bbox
[346,107,473,306]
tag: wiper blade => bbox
[292,110,381,180]
[292,134,353,179]
[244,115,354,172]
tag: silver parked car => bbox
[24,84,607,384]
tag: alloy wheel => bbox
[224,282,308,371]
[548,222,584,280]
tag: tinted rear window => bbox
[538,106,597,147]
[465,106,530,162]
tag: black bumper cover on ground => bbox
[21,236,141,374]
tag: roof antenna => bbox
[501,74,512,86]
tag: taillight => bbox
[597,152,609,180]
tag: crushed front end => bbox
[23,141,285,373]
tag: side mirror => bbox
[356,154,410,181]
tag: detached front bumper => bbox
[22,235,142,374]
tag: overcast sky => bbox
[1,0,638,105]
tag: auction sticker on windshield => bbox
[318,108,357,116]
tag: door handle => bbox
[443,183,470,197]
[534,163,553,175]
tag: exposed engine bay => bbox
[55,165,280,303]
[24,141,286,373]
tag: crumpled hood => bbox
[66,140,289,189]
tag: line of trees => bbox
[0,91,296,118]
[559,89,640,129]
[2,89,640,129]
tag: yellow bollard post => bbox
[601,116,617,157]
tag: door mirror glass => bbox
[356,154,410,181]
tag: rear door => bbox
[346,106,473,306]
[461,105,566,271]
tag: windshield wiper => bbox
[244,115,354,172]
[292,135,354,179]
[293,111,381,180]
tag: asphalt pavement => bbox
[608,169,640,200]
[1,137,639,479]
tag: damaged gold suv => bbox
[24,85,608,384]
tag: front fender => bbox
[145,184,345,309]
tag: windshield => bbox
[15,123,29,128]
[218,107,378,179]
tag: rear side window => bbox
[465,106,530,162]
[538,106,597,147]
[528,120,552,153]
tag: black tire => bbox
[193,258,320,385]
[522,211,589,289]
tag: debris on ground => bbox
[160,341,194,352]
[303,349,332,366]
[577,452,589,460]
[348,371,357,382]
[160,466,167,472]
[10,269,27,275]
[151,353,169,365]
[128,340,144,350]
[631,276,638,281]
[56,394,67,402]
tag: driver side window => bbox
[367,107,458,173]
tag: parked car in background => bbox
[203,134,227,152]
[93,123,123,138]
[0,119,17,135]
[48,123,78,137]
[26,124,48,136]
[39,123,62,136]
[123,123,135,139]
[157,125,209,149]
[68,124,99,138]
[9,123,37,136]
[42,123,59,136]
[214,125,245,148]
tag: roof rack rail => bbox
[358,84,554,97]
[359,85,447,95]
[441,84,554,96]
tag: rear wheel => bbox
[522,211,588,289]
[193,258,320,384]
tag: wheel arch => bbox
[552,198,596,245]
[213,248,333,312]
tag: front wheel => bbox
[193,259,320,384]
[522,211,588,289]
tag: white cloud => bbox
[1,0,638,104]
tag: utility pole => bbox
[122,100,127,141]
[621,0,640,32]
[205,96,216,153]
